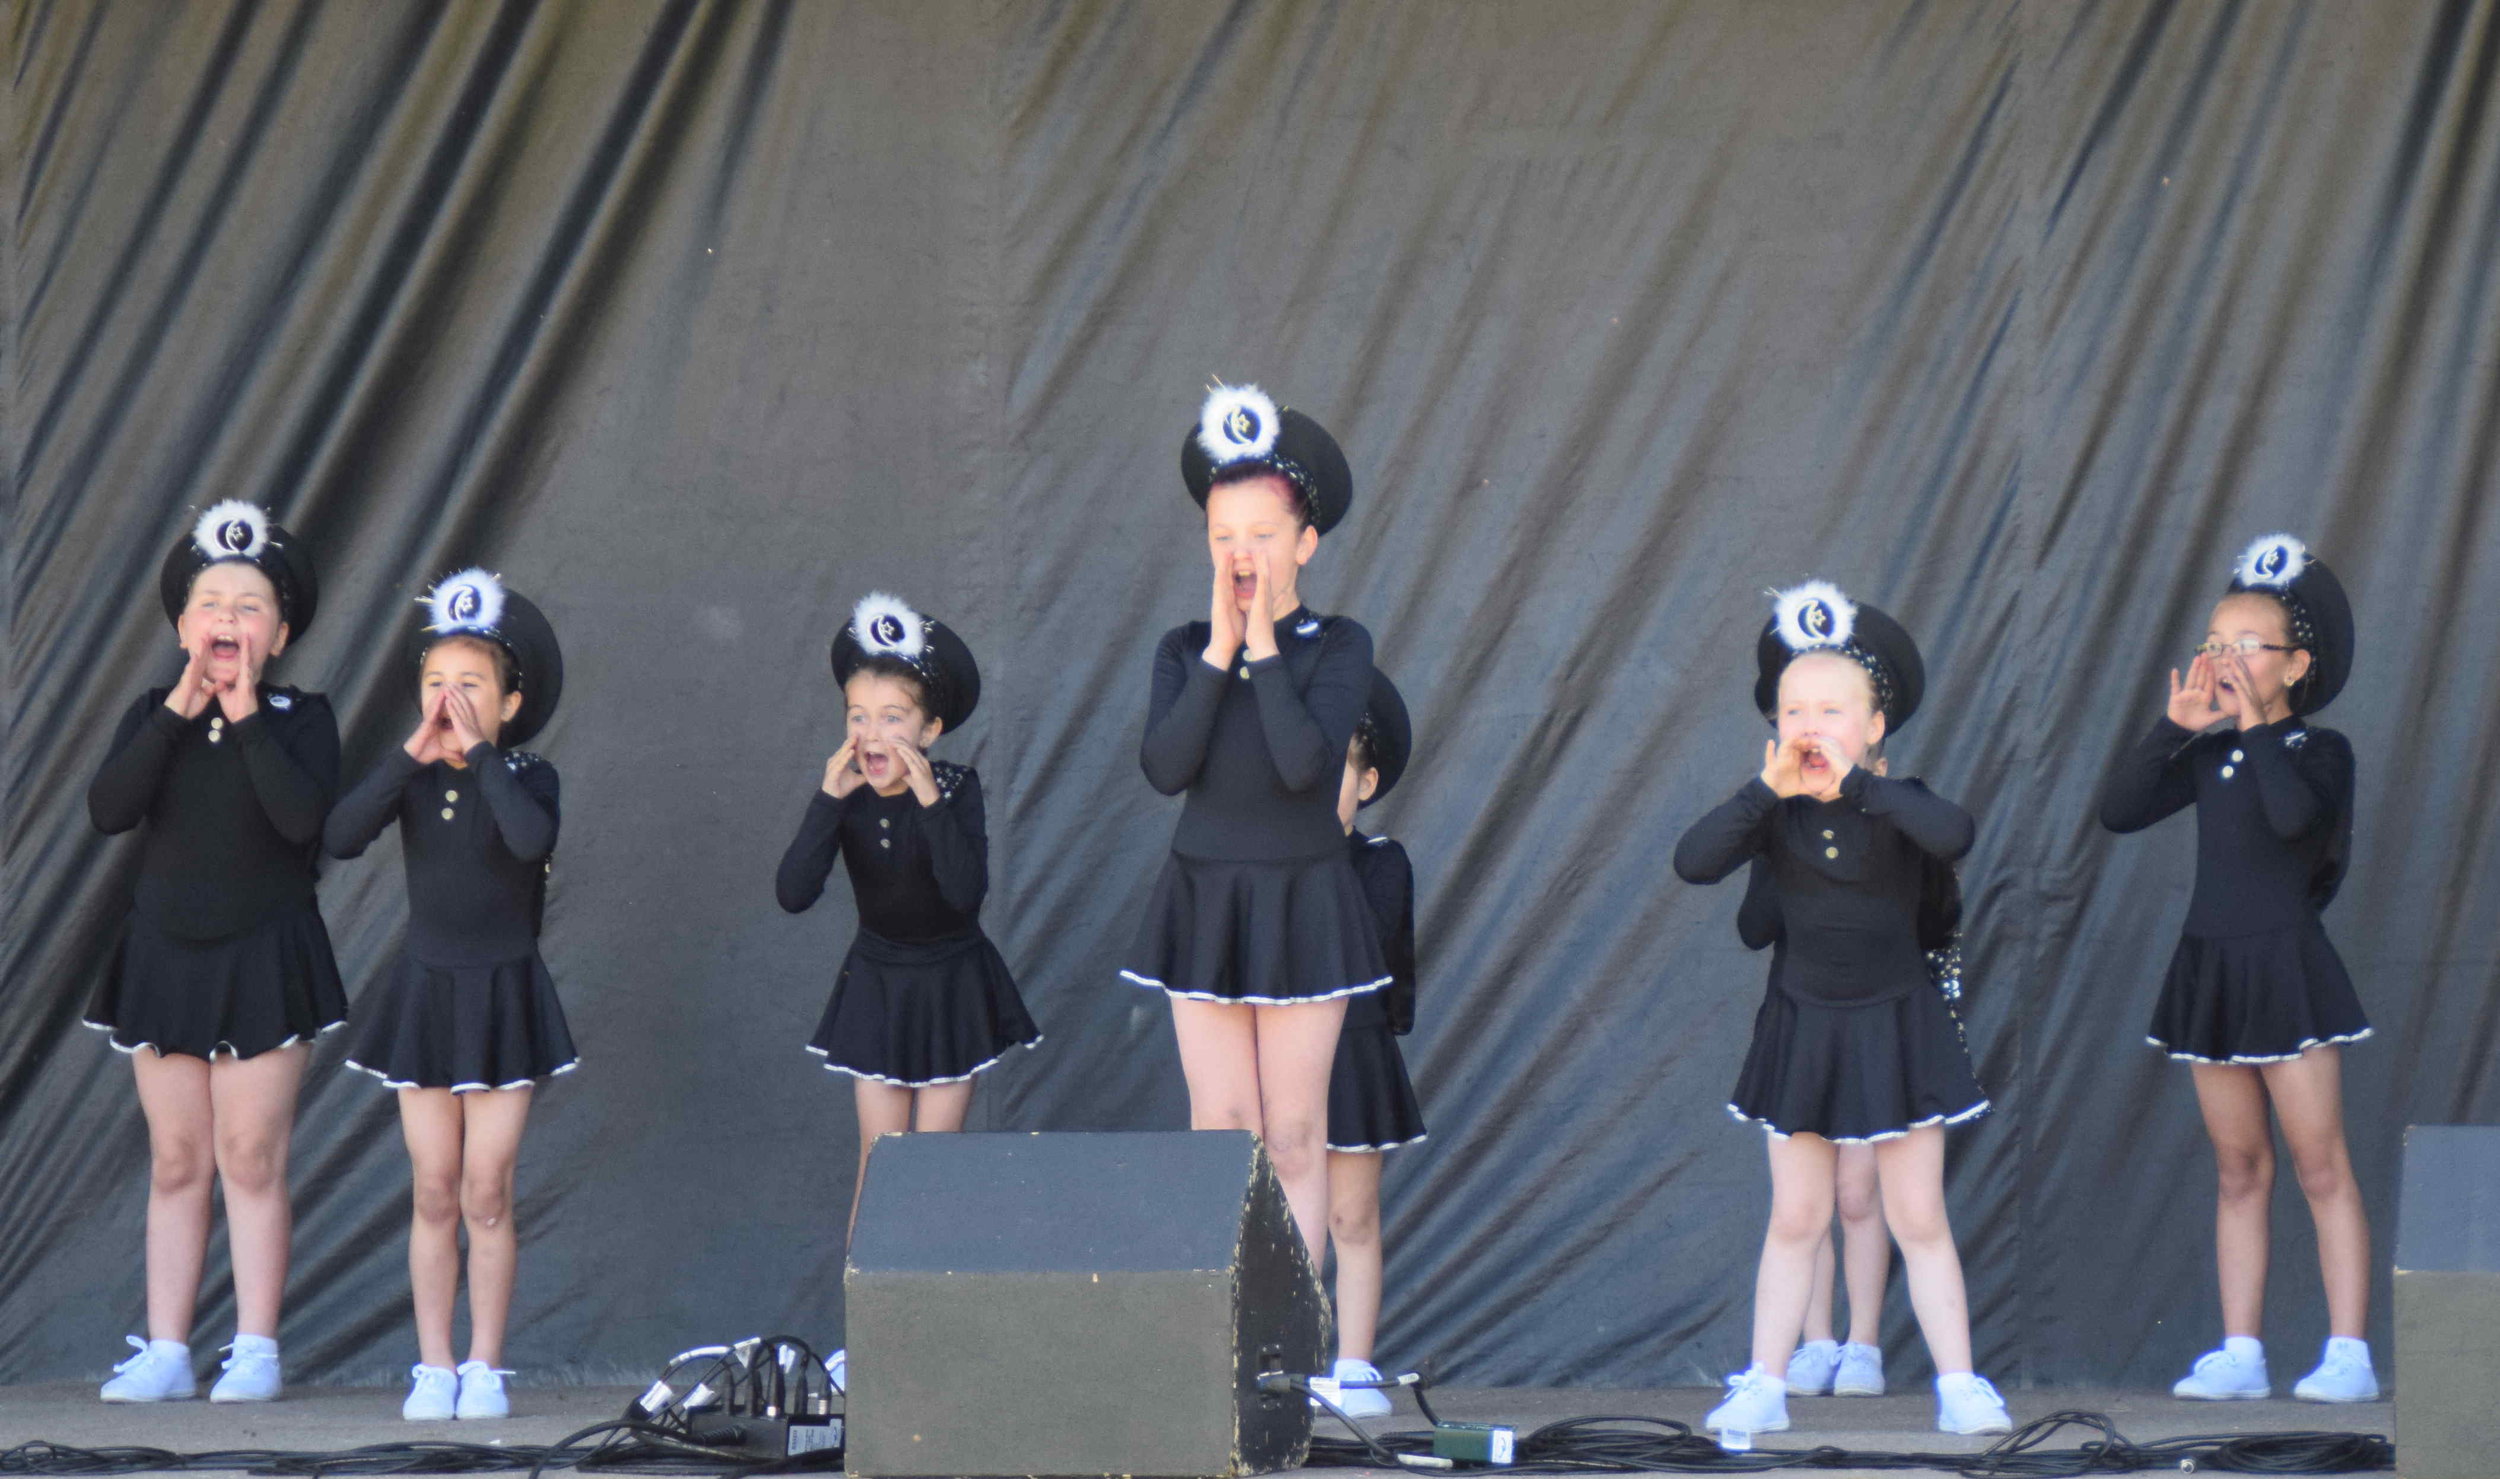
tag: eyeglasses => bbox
[2193,639,2295,659]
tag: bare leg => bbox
[2190,1062,2274,1339]
[456,1088,533,1368]
[398,1089,466,1370]
[131,1051,215,1344]
[207,1045,306,1339]
[1327,1151,1384,1362]
[1802,1227,1838,1345]
[910,1081,974,1133]
[848,1080,915,1243]
[1835,1144,1889,1347]
[1870,1127,1971,1375]
[1752,1132,1838,1377]
[2261,1048,2369,1338]
[1169,997,1263,1133]
[1252,999,1348,1267]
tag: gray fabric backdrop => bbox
[4,0,2498,1390]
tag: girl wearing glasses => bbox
[2097,533,2373,1404]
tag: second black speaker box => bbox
[2395,1124,2500,1479]
[844,1130,1327,1478]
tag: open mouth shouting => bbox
[858,745,895,785]
[206,635,243,665]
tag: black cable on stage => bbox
[1305,1404,2391,1476]
[9,1373,2390,1479]
[0,1417,834,1479]
[1,1336,845,1479]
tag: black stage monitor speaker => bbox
[844,1130,1327,1478]
[2394,1124,2500,1479]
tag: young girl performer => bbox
[1127,384,1385,1269]
[2096,534,2373,1403]
[1738,859,1890,1400]
[1673,581,2009,1438]
[1308,669,1422,1420]
[1746,790,1971,1401]
[325,570,575,1421]
[778,593,1041,1387]
[87,501,340,1404]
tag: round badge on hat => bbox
[829,591,982,734]
[1357,666,1412,807]
[2226,532,2352,715]
[1178,383,1356,535]
[415,568,566,748]
[159,500,321,637]
[1752,578,1927,731]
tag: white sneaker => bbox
[1784,1340,1839,1396]
[1834,1342,1885,1397]
[455,1361,512,1419]
[402,1365,457,1421]
[208,1335,282,1403]
[1704,1366,1789,1434]
[823,1347,846,1395]
[2292,1338,2379,1402]
[99,1337,195,1402]
[2173,1340,2270,1400]
[1309,1358,1392,1418]
[1935,1372,2012,1435]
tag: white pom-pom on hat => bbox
[1197,383,1282,466]
[2234,532,2310,590]
[851,591,926,660]
[423,567,507,634]
[192,501,270,562]
[1770,579,1857,652]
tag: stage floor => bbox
[0,1381,2394,1477]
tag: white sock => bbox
[2223,1335,2262,1363]
[232,1334,279,1356]
[2325,1336,2369,1361]
[146,1339,187,1358]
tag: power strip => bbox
[687,1410,844,1460]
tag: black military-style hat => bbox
[830,591,982,733]
[1179,384,1355,535]
[159,500,320,636]
[2225,533,2352,716]
[415,568,566,747]
[1752,579,1927,732]
[1356,667,1411,807]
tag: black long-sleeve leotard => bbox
[88,686,340,938]
[776,762,989,941]
[2096,715,2353,932]
[1675,767,1975,1007]
[1138,608,1374,862]
[1737,859,1779,952]
[324,742,560,966]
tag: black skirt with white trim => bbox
[1327,1023,1426,1153]
[1123,849,1389,1005]
[2147,919,2370,1065]
[85,903,347,1061]
[809,927,1040,1086]
[343,950,577,1093]
[1727,981,1989,1144]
